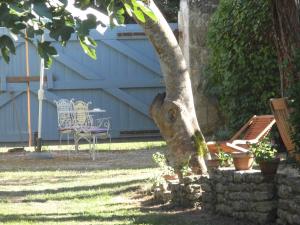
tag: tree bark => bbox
[134,1,208,177]
[271,0,300,96]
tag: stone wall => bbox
[277,164,300,225]
[155,164,300,225]
[211,169,277,224]
[169,175,209,208]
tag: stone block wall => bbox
[276,164,300,225]
[210,168,277,224]
[155,165,300,225]
[169,175,205,208]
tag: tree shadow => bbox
[0,179,146,201]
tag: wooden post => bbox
[25,30,32,147]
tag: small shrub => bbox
[216,151,232,167]
[250,138,277,162]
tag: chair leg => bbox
[74,134,79,153]
[67,133,70,159]
[108,135,111,150]
[92,135,96,160]
[59,134,62,145]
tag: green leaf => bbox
[136,2,157,22]
[33,3,52,19]
[74,0,91,10]
[48,20,74,42]
[123,3,133,17]
[133,8,145,23]
[1,47,10,63]
[79,36,96,60]
[77,14,98,36]
[87,37,97,47]
[114,8,125,25]
[0,35,16,54]
[37,41,58,68]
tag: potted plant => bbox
[205,151,233,170]
[216,151,232,167]
[250,138,279,175]
[152,152,178,181]
[232,151,254,171]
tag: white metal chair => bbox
[93,117,111,147]
[72,100,93,154]
[72,100,111,160]
[54,99,74,145]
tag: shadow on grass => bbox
[0,209,254,225]
[0,210,204,225]
[0,179,146,200]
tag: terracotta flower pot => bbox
[205,159,220,169]
[295,153,300,164]
[232,153,254,170]
[258,159,280,175]
[163,174,178,181]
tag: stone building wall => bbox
[179,0,222,135]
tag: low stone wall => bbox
[210,168,277,224]
[169,175,208,208]
[277,164,300,225]
[154,164,300,225]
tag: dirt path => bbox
[0,149,159,171]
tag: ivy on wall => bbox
[205,0,280,135]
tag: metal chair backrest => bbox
[54,99,74,130]
[72,100,92,130]
[270,98,295,153]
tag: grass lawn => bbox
[0,168,210,225]
[0,168,157,225]
[0,141,251,225]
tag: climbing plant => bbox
[205,0,280,135]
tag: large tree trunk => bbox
[134,1,208,177]
[271,0,300,96]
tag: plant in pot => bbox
[232,151,254,171]
[205,152,220,169]
[152,152,178,181]
[216,151,233,167]
[250,138,279,175]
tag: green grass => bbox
[0,142,238,225]
[0,168,204,225]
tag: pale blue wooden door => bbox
[0,25,177,143]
